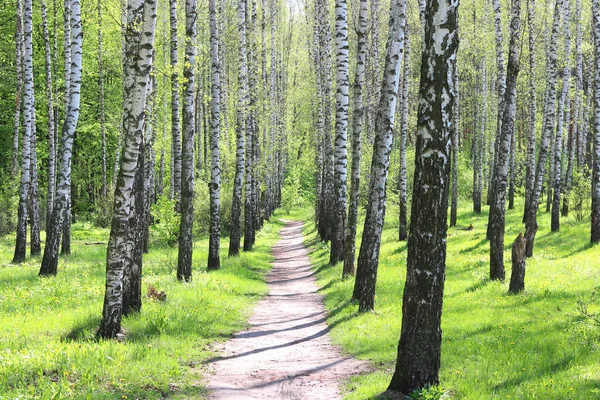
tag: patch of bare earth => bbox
[206,220,369,399]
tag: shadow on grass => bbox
[492,355,575,392]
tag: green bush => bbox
[150,195,179,246]
[571,165,592,222]
[0,177,17,236]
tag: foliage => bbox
[570,165,592,222]
[570,288,600,350]
[281,167,310,215]
[150,195,179,246]
[0,219,282,399]
[0,176,17,236]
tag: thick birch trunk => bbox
[388,0,458,392]
[98,0,157,338]
[177,0,197,282]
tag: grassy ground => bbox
[0,218,284,399]
[304,199,600,399]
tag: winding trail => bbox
[207,220,368,399]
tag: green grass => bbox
[0,218,284,399]
[304,199,600,399]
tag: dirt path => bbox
[206,220,368,399]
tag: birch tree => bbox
[343,0,367,277]
[97,0,107,198]
[39,0,83,275]
[524,0,537,221]
[591,0,600,243]
[329,0,349,265]
[208,0,222,270]
[13,0,33,264]
[98,0,157,338]
[398,20,410,239]
[387,0,458,392]
[42,0,56,228]
[12,0,23,179]
[228,0,248,257]
[524,0,561,256]
[488,0,522,281]
[177,0,197,282]
[170,0,181,207]
[352,0,406,312]
[551,0,571,232]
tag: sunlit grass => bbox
[0,218,284,399]
[304,198,600,399]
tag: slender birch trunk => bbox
[563,0,582,216]
[524,0,537,222]
[591,0,600,242]
[488,0,522,281]
[30,111,41,257]
[388,0,458,392]
[97,0,107,198]
[450,57,459,226]
[170,0,181,208]
[551,0,571,232]
[353,0,407,312]
[177,0,197,282]
[329,0,350,265]
[12,0,23,179]
[97,0,157,338]
[342,0,367,278]
[228,0,248,257]
[42,0,56,229]
[525,0,561,257]
[39,0,83,275]
[208,0,222,271]
[398,21,410,238]
[13,0,32,264]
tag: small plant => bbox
[571,288,600,350]
[408,384,448,400]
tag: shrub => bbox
[150,196,179,246]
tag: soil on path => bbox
[206,220,369,399]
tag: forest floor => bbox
[303,198,600,399]
[206,220,368,399]
[0,217,286,399]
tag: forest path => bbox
[206,220,368,399]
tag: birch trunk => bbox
[12,0,23,179]
[39,0,83,275]
[13,0,32,264]
[353,0,406,312]
[177,0,197,281]
[228,0,247,257]
[591,0,600,243]
[30,111,41,257]
[524,0,537,222]
[208,0,222,270]
[488,0,522,281]
[170,0,181,208]
[343,0,368,277]
[329,0,350,265]
[97,0,107,198]
[42,0,56,228]
[563,0,582,216]
[525,0,561,256]
[97,0,157,338]
[388,0,458,392]
[552,0,571,232]
[398,21,410,238]
[450,57,459,227]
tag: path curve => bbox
[207,220,368,399]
